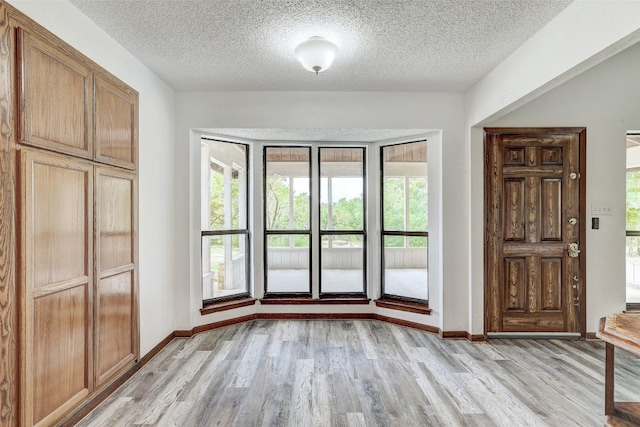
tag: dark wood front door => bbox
[485,128,586,335]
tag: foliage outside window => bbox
[383,177,428,247]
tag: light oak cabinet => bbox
[2,7,140,426]
[17,28,138,170]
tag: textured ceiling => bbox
[69,0,573,92]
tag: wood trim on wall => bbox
[182,313,442,339]
[200,297,258,315]
[467,333,487,342]
[0,3,17,426]
[440,331,468,339]
[375,298,432,315]
[259,297,370,305]
[376,314,440,335]
[578,128,587,337]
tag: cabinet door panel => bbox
[33,285,89,425]
[98,172,133,270]
[96,271,135,383]
[95,166,138,386]
[95,75,138,169]
[20,149,93,426]
[18,29,92,158]
[33,160,88,287]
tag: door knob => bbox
[568,243,580,258]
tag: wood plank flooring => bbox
[77,320,640,426]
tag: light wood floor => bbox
[78,320,640,426]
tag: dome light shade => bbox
[294,36,339,74]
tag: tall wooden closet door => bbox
[95,166,138,386]
[19,149,93,427]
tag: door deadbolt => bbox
[568,218,577,225]
[569,172,578,180]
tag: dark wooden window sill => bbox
[201,297,257,315]
[626,303,640,312]
[375,298,432,315]
[260,296,370,305]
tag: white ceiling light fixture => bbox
[294,36,339,74]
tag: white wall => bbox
[470,40,640,333]
[175,91,466,332]
[8,0,178,356]
[466,0,640,126]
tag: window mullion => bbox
[404,175,409,247]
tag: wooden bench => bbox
[597,313,640,426]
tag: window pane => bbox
[202,234,248,300]
[320,148,364,231]
[383,235,428,301]
[203,140,247,231]
[382,141,427,232]
[627,138,640,305]
[265,147,310,230]
[627,170,640,231]
[321,235,364,294]
[627,236,640,303]
[266,234,310,293]
[383,178,405,231]
[409,177,428,230]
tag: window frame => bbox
[380,140,429,305]
[263,145,313,297]
[626,132,640,310]
[318,146,367,297]
[201,138,251,305]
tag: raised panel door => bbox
[94,74,138,170]
[95,166,138,386]
[17,28,92,159]
[485,128,585,335]
[19,149,93,426]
